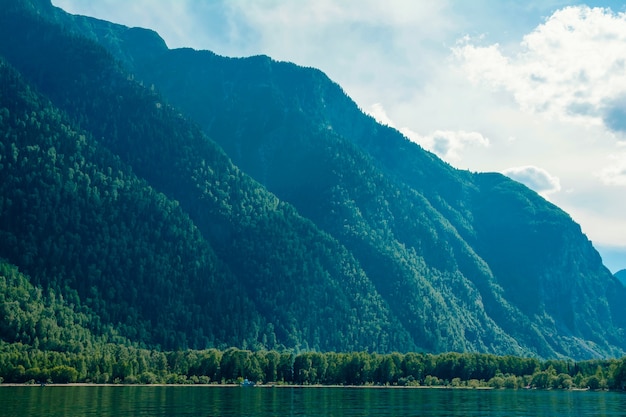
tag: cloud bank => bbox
[454,6,626,133]
[598,153,626,186]
[503,165,562,196]
[368,103,490,163]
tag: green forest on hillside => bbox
[1,342,625,390]
[1,0,626,365]
[4,254,623,389]
[0,14,411,353]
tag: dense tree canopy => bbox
[1,340,625,390]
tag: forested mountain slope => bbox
[0,0,625,359]
[0,58,267,350]
[0,4,410,353]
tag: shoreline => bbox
[0,383,596,391]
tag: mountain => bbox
[0,0,625,359]
[616,270,626,287]
[0,0,410,353]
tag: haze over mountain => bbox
[1,0,625,359]
[51,0,626,275]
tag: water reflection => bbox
[2,385,625,417]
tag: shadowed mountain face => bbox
[0,0,624,359]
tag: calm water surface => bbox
[1,386,625,417]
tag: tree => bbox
[220,348,251,382]
[49,365,78,383]
[402,352,425,382]
[261,350,280,383]
[612,359,626,390]
[375,353,402,385]
[488,376,505,389]
[553,373,573,389]
[504,375,518,389]
[277,352,294,383]
[193,349,221,382]
[531,366,556,389]
[585,375,601,390]
[293,353,312,384]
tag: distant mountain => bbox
[0,0,625,359]
[616,270,626,287]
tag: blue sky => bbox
[52,0,626,272]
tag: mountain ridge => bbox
[0,0,624,359]
[105,16,622,357]
[0,4,412,353]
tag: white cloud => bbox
[368,103,396,128]
[454,6,626,133]
[502,165,562,196]
[367,104,489,163]
[597,153,626,185]
[406,129,490,162]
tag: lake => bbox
[1,385,625,417]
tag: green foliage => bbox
[49,365,78,383]
[0,0,624,360]
[1,343,624,389]
[0,58,263,351]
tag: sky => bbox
[52,0,626,273]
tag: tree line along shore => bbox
[1,344,625,390]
